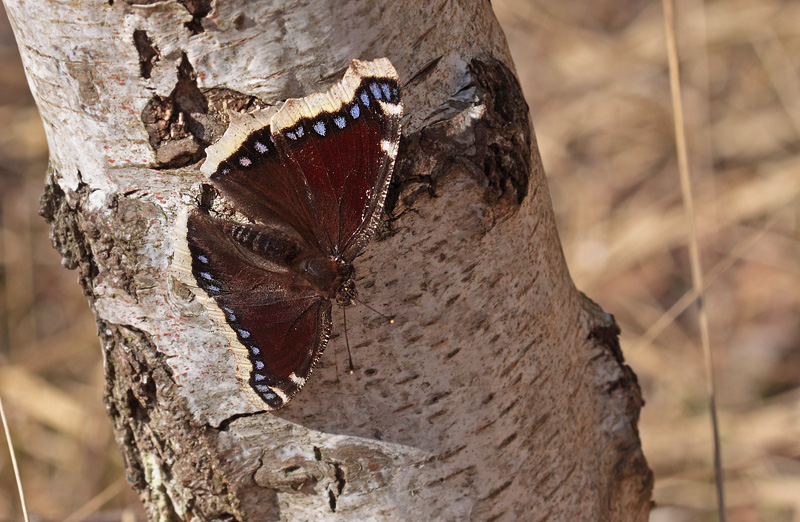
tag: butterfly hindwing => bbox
[174,209,331,409]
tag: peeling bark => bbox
[8,0,652,519]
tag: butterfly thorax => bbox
[297,256,356,305]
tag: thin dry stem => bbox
[662,0,726,520]
[0,394,30,522]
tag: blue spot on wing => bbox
[370,82,382,100]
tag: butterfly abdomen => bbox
[225,221,303,265]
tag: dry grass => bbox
[0,0,798,520]
[496,0,800,520]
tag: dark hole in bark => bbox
[334,463,346,494]
[179,0,212,35]
[132,29,159,79]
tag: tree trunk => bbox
[5,0,652,519]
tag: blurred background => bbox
[0,0,798,520]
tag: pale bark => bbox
[6,0,652,520]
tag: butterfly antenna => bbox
[353,297,395,324]
[331,333,341,383]
[342,306,355,374]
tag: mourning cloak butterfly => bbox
[172,58,402,410]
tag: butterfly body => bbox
[173,58,401,410]
[220,218,351,302]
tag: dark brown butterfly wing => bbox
[174,209,331,409]
[203,58,401,259]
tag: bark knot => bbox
[387,58,532,227]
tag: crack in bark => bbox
[217,410,266,431]
[405,56,443,88]
[133,29,159,79]
[482,478,513,501]
[328,461,346,512]
[496,432,517,450]
[486,510,507,522]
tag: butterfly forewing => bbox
[270,76,401,258]
[208,127,323,254]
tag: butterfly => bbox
[172,58,402,410]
